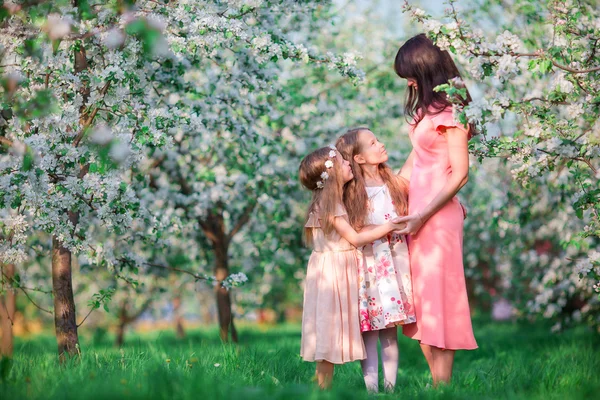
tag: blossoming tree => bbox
[0,0,367,355]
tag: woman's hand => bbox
[392,214,424,236]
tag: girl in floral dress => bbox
[299,146,405,390]
[337,129,416,393]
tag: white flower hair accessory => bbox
[316,145,337,189]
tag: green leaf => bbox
[527,59,539,71]
[22,150,34,172]
[482,63,493,77]
[0,6,10,24]
[125,20,146,35]
[539,59,553,74]
[52,39,61,54]
[10,194,22,209]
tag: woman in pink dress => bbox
[393,34,478,386]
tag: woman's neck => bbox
[361,164,384,186]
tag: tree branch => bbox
[20,285,52,314]
[198,217,221,244]
[521,97,570,105]
[144,262,215,283]
[73,82,111,147]
[1,270,53,294]
[537,148,598,174]
[227,201,256,241]
[77,289,111,327]
[446,1,600,75]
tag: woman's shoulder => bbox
[425,105,453,118]
[426,105,468,134]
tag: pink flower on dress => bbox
[375,256,392,280]
[369,308,382,318]
[360,310,371,331]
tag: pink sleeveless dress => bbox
[402,107,478,350]
[300,206,366,364]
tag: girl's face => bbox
[336,152,354,183]
[354,130,388,166]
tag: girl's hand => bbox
[390,221,407,232]
[392,214,424,236]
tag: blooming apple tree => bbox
[0,0,367,353]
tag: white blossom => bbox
[45,14,71,40]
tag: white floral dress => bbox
[358,185,416,331]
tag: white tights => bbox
[360,327,399,393]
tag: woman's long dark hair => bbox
[394,33,476,134]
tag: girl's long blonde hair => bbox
[336,128,409,230]
[299,147,346,246]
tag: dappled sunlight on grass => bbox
[1,318,598,399]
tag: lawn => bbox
[1,317,599,399]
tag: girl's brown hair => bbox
[394,33,476,135]
[299,147,346,245]
[336,128,408,230]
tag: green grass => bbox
[1,318,599,399]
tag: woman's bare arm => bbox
[395,127,469,235]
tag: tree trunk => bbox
[214,245,237,343]
[47,13,88,360]
[199,209,245,343]
[0,264,16,357]
[173,295,186,339]
[52,236,79,360]
[115,322,126,348]
[115,300,128,347]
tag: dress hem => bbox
[403,332,478,350]
[301,355,367,364]
[361,318,416,332]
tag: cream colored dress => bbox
[300,206,366,364]
[358,185,416,331]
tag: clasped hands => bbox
[391,202,468,236]
[391,213,424,236]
